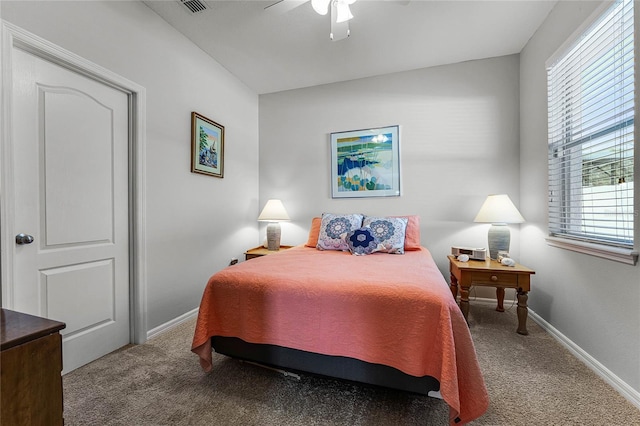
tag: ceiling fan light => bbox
[312,0,331,16]
[335,2,353,23]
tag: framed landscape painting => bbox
[330,125,400,198]
[191,112,224,178]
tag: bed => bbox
[192,215,489,425]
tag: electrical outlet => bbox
[229,258,238,266]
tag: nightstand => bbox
[244,245,294,260]
[448,255,535,335]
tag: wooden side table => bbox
[448,255,535,335]
[244,245,294,260]
[1,309,66,425]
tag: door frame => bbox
[0,21,148,344]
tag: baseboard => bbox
[468,296,640,409]
[146,307,199,340]
[528,309,640,410]
[468,295,518,310]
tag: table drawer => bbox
[471,271,518,286]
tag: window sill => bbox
[546,237,638,265]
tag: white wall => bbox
[520,0,640,393]
[1,1,260,330]
[259,55,521,281]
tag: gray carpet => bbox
[63,306,640,425]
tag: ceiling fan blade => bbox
[311,0,331,16]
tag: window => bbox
[547,0,637,264]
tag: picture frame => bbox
[191,111,224,178]
[330,125,401,198]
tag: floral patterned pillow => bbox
[316,213,364,251]
[362,216,408,254]
[345,227,380,256]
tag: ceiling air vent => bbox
[178,0,209,14]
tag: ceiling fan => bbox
[310,0,357,23]
[265,0,358,41]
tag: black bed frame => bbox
[211,336,440,395]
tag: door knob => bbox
[15,233,34,245]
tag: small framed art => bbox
[330,125,400,198]
[191,111,224,178]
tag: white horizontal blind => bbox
[547,0,634,249]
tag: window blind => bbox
[547,0,634,249]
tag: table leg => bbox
[516,290,529,335]
[460,286,470,323]
[449,274,458,301]
[496,287,505,312]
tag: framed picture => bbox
[330,125,400,198]
[191,112,224,178]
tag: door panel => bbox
[11,47,130,373]
[41,87,114,246]
[42,259,115,337]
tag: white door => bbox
[10,47,130,373]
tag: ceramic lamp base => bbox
[266,222,281,251]
[488,224,510,260]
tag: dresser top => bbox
[1,309,66,351]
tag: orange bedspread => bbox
[192,246,488,425]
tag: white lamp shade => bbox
[473,194,525,224]
[258,199,290,222]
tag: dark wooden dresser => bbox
[1,308,66,425]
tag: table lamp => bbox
[473,194,525,260]
[258,199,290,250]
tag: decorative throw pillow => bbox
[345,227,380,256]
[317,213,364,251]
[362,216,408,254]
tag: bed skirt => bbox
[211,336,441,395]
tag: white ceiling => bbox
[143,0,557,94]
